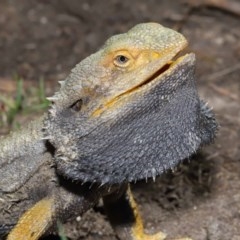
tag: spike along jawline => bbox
[44,23,218,185]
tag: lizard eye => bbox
[70,99,83,112]
[114,55,130,67]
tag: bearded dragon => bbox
[0,23,217,240]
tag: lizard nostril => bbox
[70,99,83,112]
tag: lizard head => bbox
[44,23,217,185]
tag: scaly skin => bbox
[0,23,217,240]
[0,117,47,193]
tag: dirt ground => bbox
[0,0,240,240]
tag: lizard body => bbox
[0,23,217,240]
[0,117,47,193]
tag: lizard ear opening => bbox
[70,99,83,112]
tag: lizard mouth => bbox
[109,53,189,100]
[123,53,189,94]
[92,52,194,117]
[128,62,173,91]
